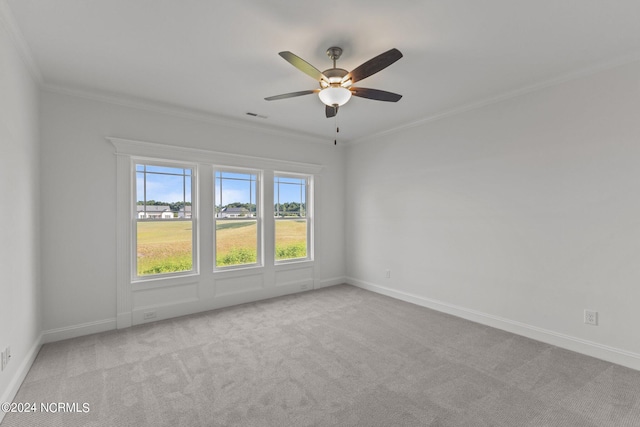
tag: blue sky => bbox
[215,171,256,206]
[215,172,306,206]
[136,165,305,205]
[274,176,306,205]
[136,165,191,203]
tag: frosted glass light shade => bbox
[318,86,352,106]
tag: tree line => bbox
[275,202,306,214]
[137,200,191,212]
[139,200,305,214]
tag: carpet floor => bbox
[2,284,640,426]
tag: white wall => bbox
[0,10,41,409]
[39,90,346,337]
[346,60,640,369]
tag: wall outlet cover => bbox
[584,309,598,326]
[143,311,157,320]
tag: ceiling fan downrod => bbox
[326,46,343,68]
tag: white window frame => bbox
[274,172,313,264]
[110,136,322,330]
[213,166,263,271]
[132,159,198,281]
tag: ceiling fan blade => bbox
[279,51,328,82]
[350,87,402,102]
[265,89,319,101]
[342,48,403,85]
[325,105,338,118]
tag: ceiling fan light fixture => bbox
[318,86,352,107]
[265,47,403,119]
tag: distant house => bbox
[217,207,250,218]
[178,205,192,218]
[137,205,173,219]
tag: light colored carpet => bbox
[3,284,640,426]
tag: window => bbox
[214,169,261,268]
[274,174,310,262]
[113,137,323,329]
[135,163,196,278]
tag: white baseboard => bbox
[315,276,346,289]
[116,312,132,329]
[346,277,640,372]
[42,318,117,344]
[0,333,43,425]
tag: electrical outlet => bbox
[584,309,598,326]
[385,269,391,279]
[143,311,157,320]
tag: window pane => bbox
[137,221,193,276]
[215,172,256,212]
[136,164,192,215]
[274,176,306,217]
[274,174,309,261]
[275,219,307,260]
[135,163,195,277]
[215,170,259,268]
[215,219,257,267]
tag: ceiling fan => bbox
[265,47,403,118]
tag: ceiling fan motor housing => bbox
[320,68,349,88]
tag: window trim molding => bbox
[109,137,324,174]
[109,136,323,329]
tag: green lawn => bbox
[215,220,258,266]
[275,220,307,260]
[136,219,307,275]
[137,221,193,275]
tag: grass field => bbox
[137,221,193,275]
[137,219,307,275]
[216,220,258,267]
[275,220,307,260]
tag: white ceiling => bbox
[6,0,640,143]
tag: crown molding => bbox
[107,136,324,174]
[0,0,43,85]
[42,83,335,146]
[351,50,640,146]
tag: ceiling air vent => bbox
[246,112,268,119]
